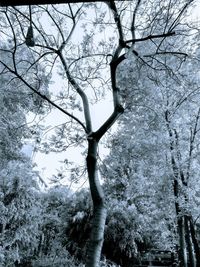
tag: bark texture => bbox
[190,218,200,266]
[86,139,107,267]
[185,216,195,267]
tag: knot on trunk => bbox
[116,104,124,113]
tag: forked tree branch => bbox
[92,3,126,141]
[57,50,92,133]
[168,0,194,32]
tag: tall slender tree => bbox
[103,26,200,266]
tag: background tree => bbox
[0,44,46,266]
[102,21,200,265]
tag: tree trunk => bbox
[167,122,188,267]
[173,178,187,267]
[189,217,200,267]
[86,139,107,267]
[185,216,196,267]
[177,216,188,267]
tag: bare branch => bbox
[168,0,194,32]
[12,7,49,47]
[0,61,87,132]
[125,31,175,44]
[106,0,124,43]
[58,18,76,52]
[39,5,65,42]
[131,0,142,39]
[57,50,92,133]
[90,1,128,141]
[94,104,124,141]
[144,51,188,58]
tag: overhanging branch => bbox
[0,61,87,132]
[125,31,175,44]
[143,51,188,58]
